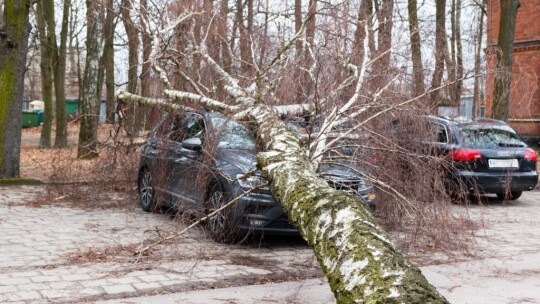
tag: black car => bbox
[426,116,538,200]
[137,110,376,242]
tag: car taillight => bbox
[449,149,482,161]
[524,149,538,161]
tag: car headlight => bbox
[236,174,267,189]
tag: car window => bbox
[435,123,448,143]
[184,113,205,140]
[210,116,256,150]
[459,124,526,148]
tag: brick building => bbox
[486,0,540,144]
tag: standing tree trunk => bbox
[36,0,55,148]
[352,0,372,67]
[407,0,425,97]
[103,0,115,124]
[372,0,394,90]
[53,0,71,147]
[0,0,32,178]
[430,0,447,106]
[294,0,303,58]
[140,0,152,129]
[120,0,140,134]
[473,0,486,117]
[492,0,520,121]
[77,0,104,159]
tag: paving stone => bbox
[6,290,41,301]
[138,274,170,283]
[30,275,61,283]
[1,277,32,285]
[102,284,136,294]
[133,282,163,291]
[0,285,18,293]
[61,273,93,281]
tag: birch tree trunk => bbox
[492,0,520,121]
[77,0,104,159]
[0,0,32,178]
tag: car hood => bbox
[318,162,365,181]
[218,149,365,181]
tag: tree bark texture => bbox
[371,0,394,91]
[430,0,447,106]
[0,0,32,178]
[473,0,486,116]
[77,0,103,159]
[120,0,141,134]
[36,0,54,148]
[104,0,115,124]
[407,0,425,97]
[251,105,449,303]
[492,0,520,121]
[53,0,71,148]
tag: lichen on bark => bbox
[251,105,448,303]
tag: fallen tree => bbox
[117,2,449,302]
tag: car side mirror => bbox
[182,137,202,151]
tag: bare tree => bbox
[53,0,71,148]
[77,0,104,159]
[36,0,54,148]
[407,0,425,97]
[103,0,115,124]
[492,0,520,120]
[0,0,32,178]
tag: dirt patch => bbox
[20,183,137,210]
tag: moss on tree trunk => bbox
[0,0,31,177]
[251,106,448,303]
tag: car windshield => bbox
[460,124,526,148]
[210,116,256,150]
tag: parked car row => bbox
[137,111,538,243]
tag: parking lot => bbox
[1,185,540,303]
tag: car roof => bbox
[425,115,508,127]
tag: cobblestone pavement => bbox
[0,185,321,303]
[2,185,540,303]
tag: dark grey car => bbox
[137,110,376,243]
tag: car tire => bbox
[205,182,243,244]
[496,191,522,201]
[139,168,157,212]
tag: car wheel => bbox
[139,168,156,212]
[205,183,243,244]
[496,191,522,201]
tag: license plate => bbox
[489,159,519,168]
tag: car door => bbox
[166,112,207,209]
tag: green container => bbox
[34,110,44,126]
[66,100,79,117]
[22,111,39,128]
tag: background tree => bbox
[491,0,520,120]
[407,0,425,97]
[0,0,32,178]
[53,0,71,148]
[77,0,104,158]
[36,0,54,148]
